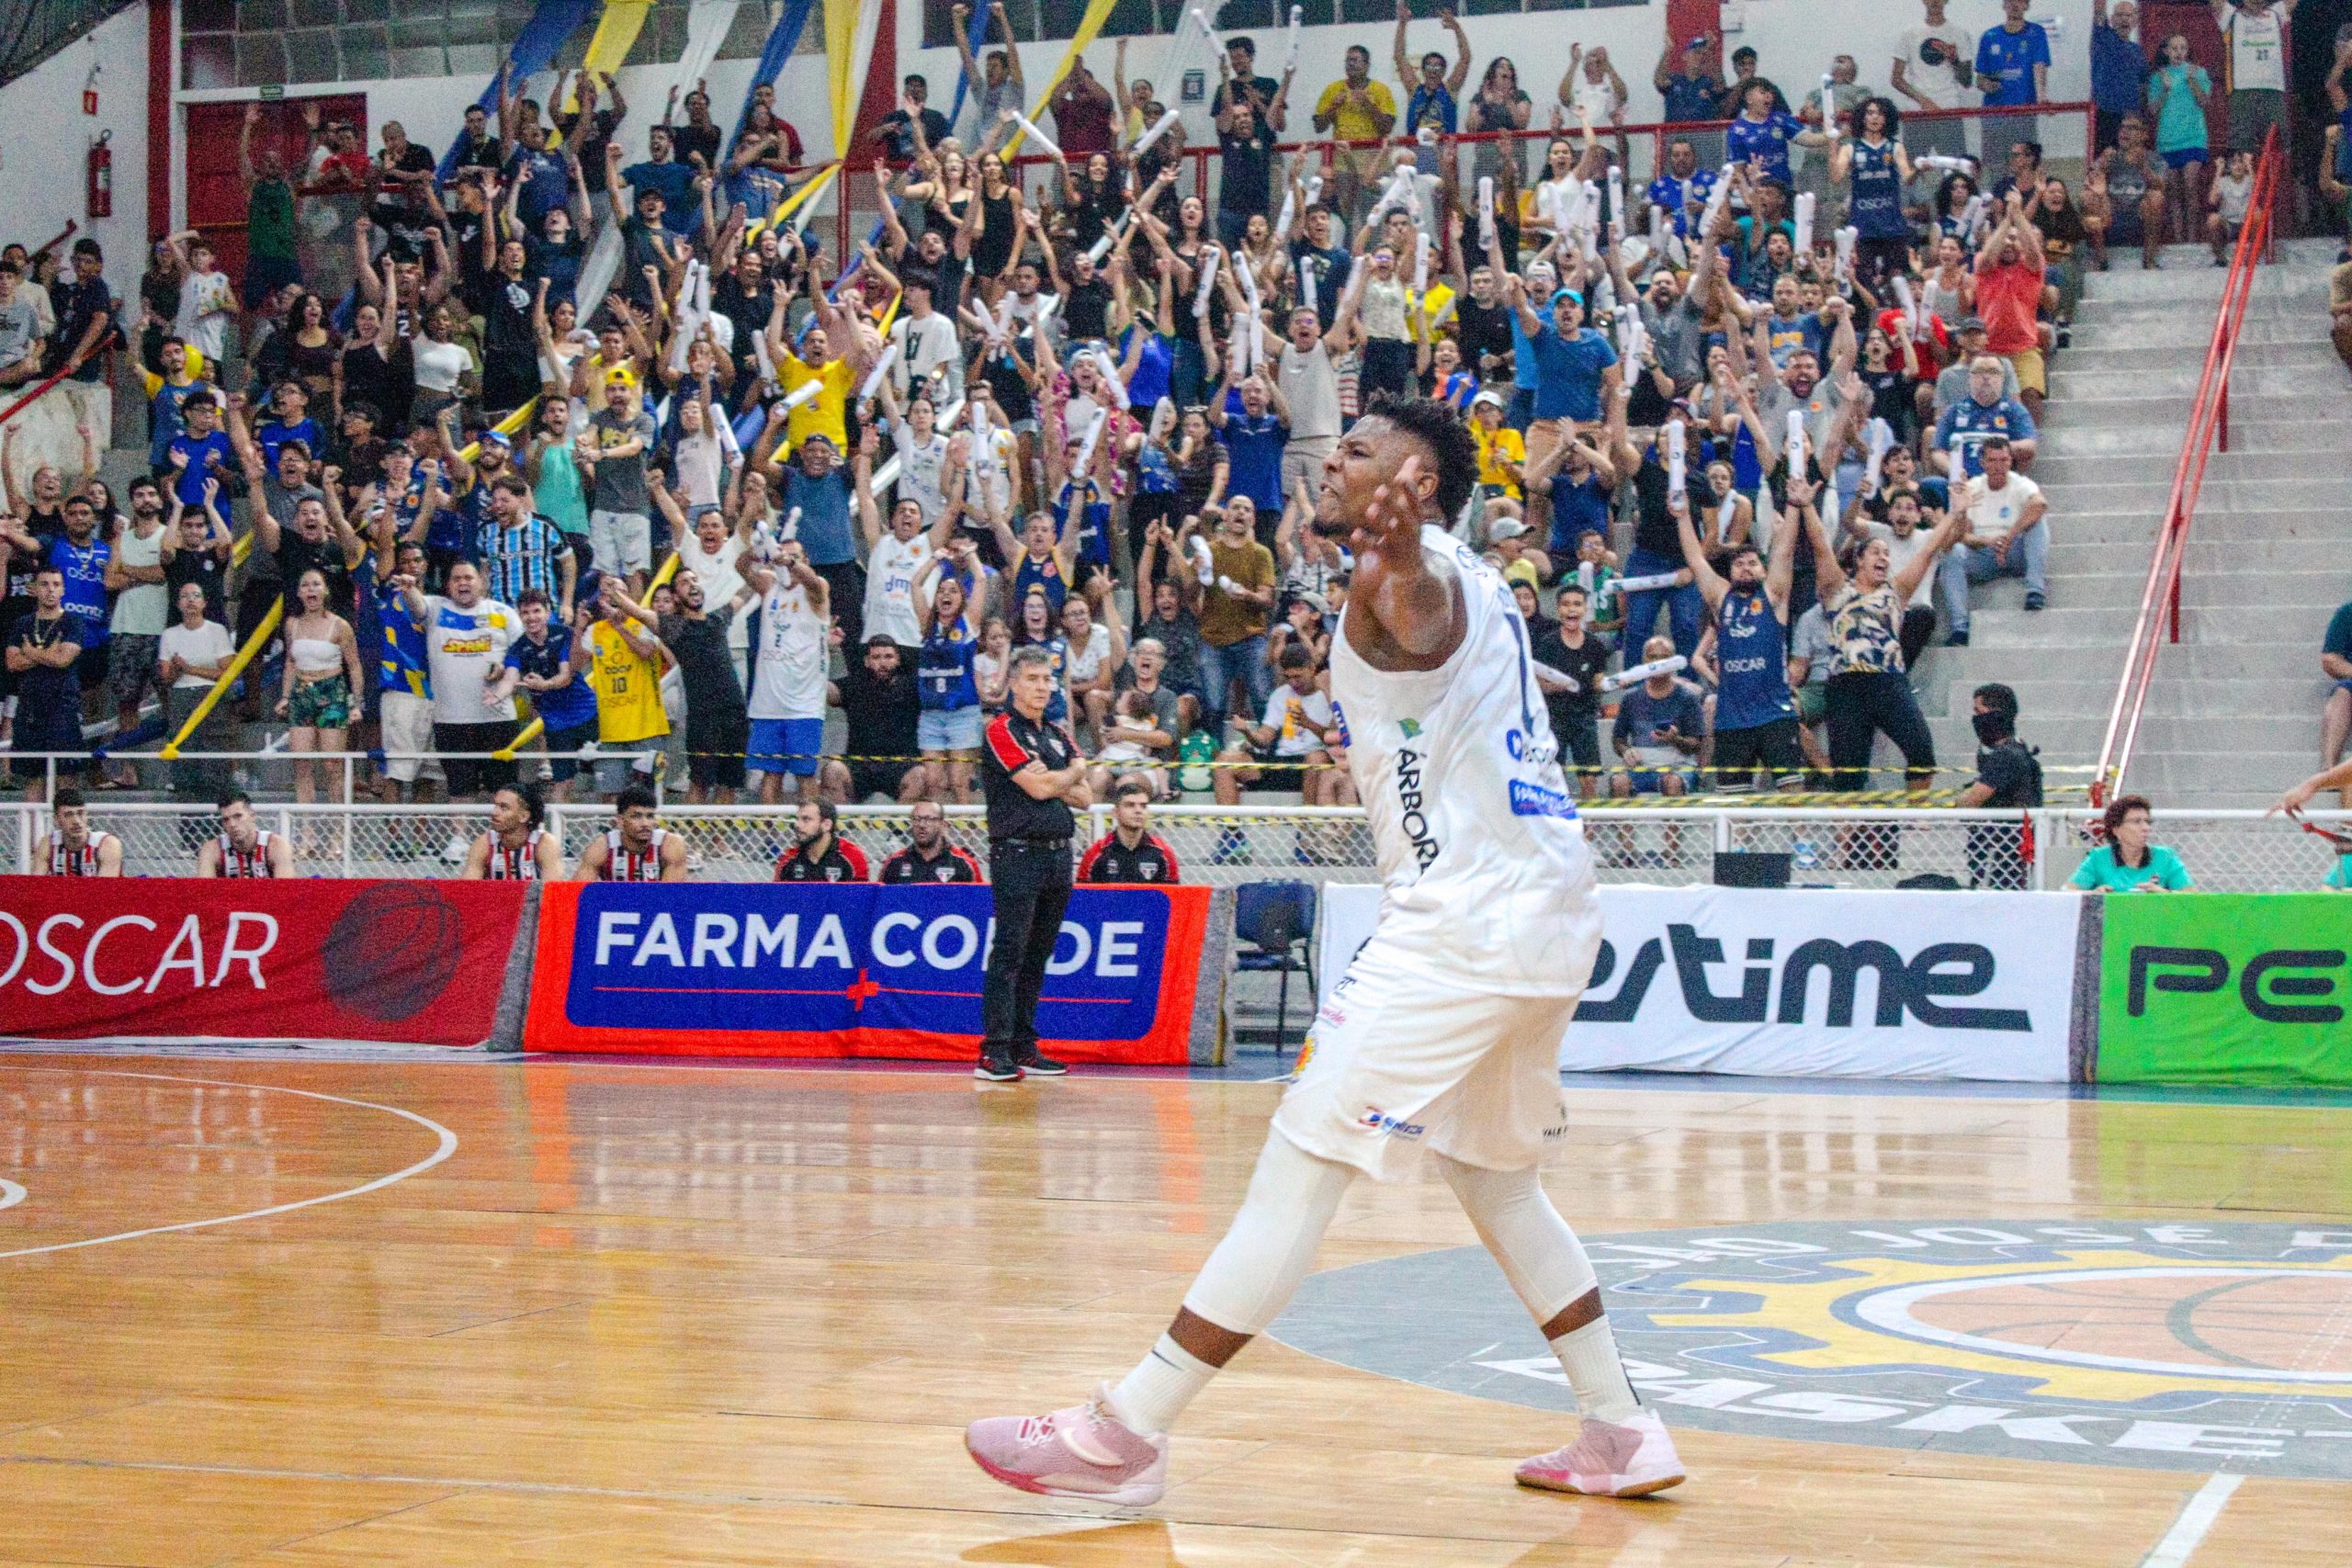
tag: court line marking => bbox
[0,1069,458,1262]
[0,1179,24,1212]
[2138,1473,2242,1568]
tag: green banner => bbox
[2098,894,2352,1085]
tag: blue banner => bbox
[435,0,594,184]
[559,883,1192,1045]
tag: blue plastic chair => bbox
[1233,880,1317,1051]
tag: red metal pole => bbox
[2218,378,2229,452]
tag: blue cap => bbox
[1551,287,1584,308]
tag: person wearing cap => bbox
[1656,25,1726,164]
[1469,390,1526,502]
[1510,276,1620,545]
[1930,317,2018,421]
[1485,515,1548,594]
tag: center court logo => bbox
[1272,1221,2352,1477]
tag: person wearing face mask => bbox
[1955,682,2041,889]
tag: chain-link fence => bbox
[11,801,2346,893]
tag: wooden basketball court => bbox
[3,1050,2347,1565]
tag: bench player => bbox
[34,787,122,875]
[460,784,564,879]
[571,784,688,881]
[966,398,1684,1506]
[195,792,295,878]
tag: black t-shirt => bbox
[555,107,621,182]
[880,841,984,883]
[371,144,439,227]
[467,270,539,376]
[1532,626,1611,728]
[982,707,1077,840]
[711,276,774,354]
[1062,277,1112,343]
[165,538,232,624]
[775,836,869,882]
[1217,124,1275,215]
[276,530,356,619]
[1974,737,2044,808]
[618,217,668,309]
[1288,242,1351,330]
[660,609,747,722]
[1079,829,1181,884]
[5,505,61,611]
[839,664,920,758]
[1456,299,1514,380]
[670,122,722,174]
[9,610,86,720]
[978,338,1036,423]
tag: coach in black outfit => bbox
[977,646,1092,1081]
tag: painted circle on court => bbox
[1271,1220,2352,1477]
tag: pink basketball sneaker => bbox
[965,1385,1170,1506]
[1514,1409,1687,1498]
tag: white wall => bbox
[0,3,152,304]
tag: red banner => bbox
[0,877,526,1047]
[525,881,1209,1064]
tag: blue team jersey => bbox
[1976,23,2050,107]
[1726,110,1804,185]
[1055,479,1114,567]
[504,624,598,729]
[46,536,110,646]
[255,416,323,473]
[373,577,433,697]
[1936,398,2040,475]
[918,615,979,710]
[1713,587,1795,731]
[1646,168,1718,236]
[1012,551,1069,617]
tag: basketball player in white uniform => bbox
[460,784,564,880]
[967,399,1685,1505]
[33,788,122,875]
[570,784,688,881]
[195,792,295,878]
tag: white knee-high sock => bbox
[1105,1131,1358,1436]
[1436,1154,1641,1423]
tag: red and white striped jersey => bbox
[600,827,670,882]
[483,829,548,880]
[46,829,112,876]
[215,830,277,878]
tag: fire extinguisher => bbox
[87,130,112,220]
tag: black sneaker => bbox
[975,1051,1024,1082]
[1013,1049,1069,1077]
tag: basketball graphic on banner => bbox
[322,884,466,1021]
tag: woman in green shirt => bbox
[2146,34,2212,247]
[2071,794,2194,893]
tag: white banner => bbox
[1316,885,2080,1082]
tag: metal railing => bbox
[9,800,2344,894]
[2092,126,2284,807]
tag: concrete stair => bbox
[1912,238,2349,810]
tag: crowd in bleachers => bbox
[6,0,2308,818]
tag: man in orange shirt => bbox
[1972,189,2051,422]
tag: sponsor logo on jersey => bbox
[1357,1106,1424,1139]
[1394,746,1440,870]
[1508,779,1579,819]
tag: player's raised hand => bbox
[1355,452,1425,556]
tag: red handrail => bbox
[2091,125,2282,807]
[0,345,99,430]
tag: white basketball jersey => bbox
[1329,524,1600,997]
[748,582,829,721]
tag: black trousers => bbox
[981,839,1074,1057]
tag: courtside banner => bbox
[2097,893,2352,1086]
[1318,884,2081,1081]
[0,876,526,1047]
[526,882,1211,1063]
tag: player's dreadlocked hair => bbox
[1364,393,1482,526]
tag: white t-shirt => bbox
[891,311,965,400]
[2224,6,2287,93]
[1277,341,1341,446]
[748,580,828,720]
[675,534,748,650]
[1968,472,2044,550]
[1261,681,1335,759]
[2215,171,2254,223]
[891,423,951,524]
[864,530,933,649]
[110,522,168,636]
[176,270,235,363]
[1571,76,1621,124]
[421,595,521,725]
[413,336,475,395]
[1326,523,1600,996]
[160,618,234,688]
[1895,24,1975,107]
[1063,621,1114,687]
[674,430,725,509]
